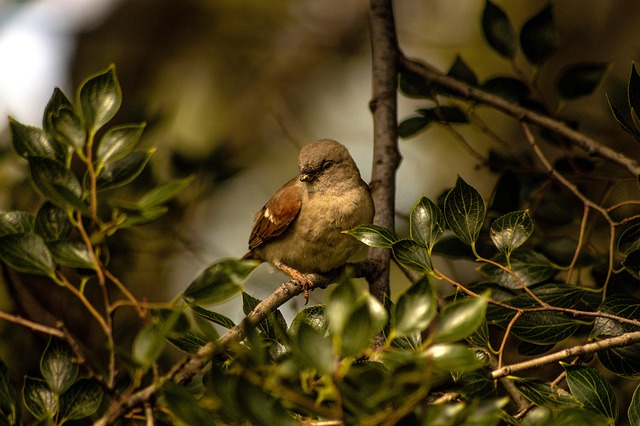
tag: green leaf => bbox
[393,276,437,337]
[597,344,640,379]
[447,55,478,86]
[623,250,640,280]
[490,210,534,258]
[399,116,431,139]
[28,156,87,214]
[410,196,445,252]
[167,331,208,353]
[618,223,640,256]
[607,95,640,142]
[0,233,56,276]
[398,71,434,99]
[43,87,73,131]
[132,311,182,369]
[444,176,486,248]
[296,321,335,375]
[326,276,360,336]
[417,105,469,125]
[425,343,483,373]
[182,258,256,304]
[59,379,103,421]
[23,377,56,420]
[288,305,327,338]
[344,224,398,248]
[510,377,578,407]
[135,176,194,208]
[46,240,95,269]
[482,0,516,59]
[163,381,216,425]
[520,4,560,65]
[96,123,145,166]
[434,293,489,343]
[339,300,378,357]
[629,384,640,426]
[481,77,531,103]
[241,292,286,341]
[34,203,72,241]
[562,363,618,423]
[9,118,66,162]
[40,338,78,395]
[479,250,558,289]
[0,360,21,426]
[557,63,608,100]
[0,211,34,236]
[238,381,299,426]
[96,149,154,191]
[78,65,121,132]
[392,239,432,272]
[629,63,640,115]
[50,106,85,150]
[187,302,236,329]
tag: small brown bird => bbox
[245,139,375,298]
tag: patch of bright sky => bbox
[0,0,116,126]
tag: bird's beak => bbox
[300,165,319,182]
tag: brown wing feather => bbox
[248,179,302,250]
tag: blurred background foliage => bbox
[2,0,640,397]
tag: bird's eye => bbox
[323,161,334,170]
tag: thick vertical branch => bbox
[368,0,402,302]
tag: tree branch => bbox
[398,55,640,177]
[367,0,402,303]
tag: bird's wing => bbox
[248,178,302,250]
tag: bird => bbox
[244,139,375,300]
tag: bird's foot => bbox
[274,262,314,304]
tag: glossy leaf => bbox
[520,4,560,65]
[410,196,445,252]
[426,343,483,373]
[187,302,236,329]
[43,88,73,131]
[28,156,87,213]
[0,211,34,237]
[0,360,21,426]
[490,210,533,258]
[135,175,194,209]
[623,249,640,280]
[41,338,78,395]
[434,293,489,343]
[296,321,335,375]
[96,149,154,190]
[326,275,361,336]
[447,55,478,86]
[167,331,208,353]
[132,311,182,369]
[59,379,103,421]
[482,1,516,59]
[23,377,56,420]
[344,224,398,248]
[50,106,85,150]
[340,299,379,357]
[416,105,469,125]
[0,233,56,277]
[34,202,73,241]
[479,250,558,289]
[183,258,256,305]
[392,238,432,272]
[78,65,121,132]
[618,223,640,256]
[242,292,287,341]
[607,95,640,142]
[557,63,608,100]
[597,344,640,379]
[288,305,327,338]
[96,123,145,166]
[562,363,618,423]
[9,118,65,162]
[46,240,95,269]
[510,377,578,407]
[393,276,437,337]
[444,176,486,247]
